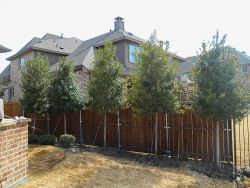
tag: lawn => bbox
[19,145,235,188]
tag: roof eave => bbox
[6,48,31,61]
[32,46,71,56]
[7,46,71,61]
[93,36,144,48]
[0,47,11,53]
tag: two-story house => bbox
[51,17,185,91]
[1,17,185,103]
[1,34,82,102]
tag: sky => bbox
[1,0,250,72]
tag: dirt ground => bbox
[18,145,237,188]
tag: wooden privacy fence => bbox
[24,109,233,164]
[233,113,250,169]
[4,102,22,117]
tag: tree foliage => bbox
[21,54,50,113]
[128,32,180,116]
[88,41,125,114]
[49,57,85,112]
[192,31,249,121]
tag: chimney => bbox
[114,17,124,31]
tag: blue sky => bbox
[1,0,250,72]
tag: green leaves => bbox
[88,41,125,114]
[128,33,180,116]
[49,57,86,113]
[21,54,50,113]
[193,31,249,121]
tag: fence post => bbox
[117,110,121,150]
[80,110,83,146]
[165,113,170,157]
[233,120,237,169]
[155,112,158,155]
[47,112,50,135]
[32,113,36,135]
[216,121,221,167]
[226,120,230,163]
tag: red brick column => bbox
[0,119,30,188]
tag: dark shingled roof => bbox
[50,29,185,71]
[7,33,82,61]
[0,65,10,82]
[0,44,11,53]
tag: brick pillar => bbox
[0,119,31,188]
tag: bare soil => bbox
[19,145,236,188]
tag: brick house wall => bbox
[3,50,67,103]
[3,51,35,103]
[0,119,30,188]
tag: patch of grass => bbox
[20,145,235,188]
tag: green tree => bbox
[21,54,51,134]
[49,57,86,134]
[192,31,249,166]
[128,32,180,154]
[88,41,125,148]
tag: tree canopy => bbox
[49,57,86,113]
[21,54,50,113]
[128,32,180,116]
[192,31,249,121]
[88,41,125,114]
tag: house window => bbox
[8,87,14,101]
[129,44,140,63]
[19,58,26,69]
[242,64,248,75]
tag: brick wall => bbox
[0,119,30,188]
[3,51,35,103]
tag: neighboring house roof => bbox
[180,50,250,82]
[181,56,197,73]
[236,50,250,65]
[0,44,11,53]
[7,33,82,61]
[0,65,10,82]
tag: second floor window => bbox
[242,64,248,76]
[8,87,14,101]
[19,58,26,70]
[129,44,140,64]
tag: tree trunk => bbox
[47,112,50,135]
[79,110,83,146]
[32,113,36,135]
[64,112,67,134]
[104,112,107,148]
[155,112,158,155]
[215,121,220,167]
[117,111,121,150]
